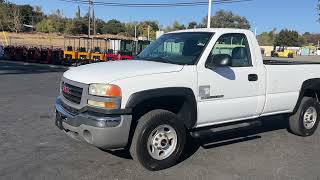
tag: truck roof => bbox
[167,28,253,34]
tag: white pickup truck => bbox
[55,28,320,170]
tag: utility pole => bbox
[147,25,150,41]
[88,0,92,38]
[93,9,96,36]
[207,0,212,28]
[135,24,138,54]
[134,24,137,41]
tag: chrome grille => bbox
[62,82,83,104]
[61,100,80,115]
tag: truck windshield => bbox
[136,32,213,65]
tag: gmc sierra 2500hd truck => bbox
[55,28,320,170]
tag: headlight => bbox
[88,100,118,109]
[88,84,121,109]
[88,84,122,97]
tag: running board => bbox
[190,120,261,138]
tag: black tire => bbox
[288,97,320,136]
[129,109,186,171]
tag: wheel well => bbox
[303,89,320,102]
[131,96,194,127]
[292,79,320,114]
[126,95,196,148]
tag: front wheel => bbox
[288,97,320,136]
[130,109,186,171]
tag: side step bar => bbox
[190,120,261,138]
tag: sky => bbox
[12,0,320,34]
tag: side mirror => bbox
[206,54,232,69]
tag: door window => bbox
[209,33,252,67]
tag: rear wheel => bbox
[130,109,186,171]
[288,97,320,136]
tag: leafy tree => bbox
[76,5,81,19]
[0,2,44,32]
[0,3,10,31]
[257,29,277,46]
[125,22,137,37]
[302,33,320,45]
[203,10,250,29]
[8,4,22,32]
[172,21,186,30]
[165,21,185,32]
[274,29,300,46]
[71,19,88,35]
[187,21,198,29]
[35,9,66,33]
[94,18,106,35]
[36,19,55,33]
[19,5,44,26]
[102,19,125,35]
[138,21,159,39]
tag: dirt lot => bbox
[1,59,320,180]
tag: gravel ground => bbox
[0,60,320,180]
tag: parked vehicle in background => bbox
[271,46,294,58]
[63,36,78,66]
[317,47,320,56]
[135,40,151,55]
[26,47,41,63]
[105,38,134,61]
[55,28,320,170]
[90,37,106,62]
[3,46,15,60]
[0,45,4,58]
[104,39,150,61]
[39,48,53,64]
[14,46,28,61]
[52,48,64,65]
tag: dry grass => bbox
[0,32,65,48]
[0,32,135,49]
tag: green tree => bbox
[76,5,81,19]
[19,5,44,26]
[257,29,277,46]
[102,19,125,35]
[187,21,198,29]
[274,29,300,46]
[35,9,66,33]
[203,10,250,29]
[36,19,55,33]
[94,18,106,35]
[138,20,159,39]
[0,2,44,32]
[125,22,137,37]
[165,21,185,32]
[8,4,22,32]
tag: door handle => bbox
[248,74,258,81]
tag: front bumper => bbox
[55,97,132,149]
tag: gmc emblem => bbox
[63,85,71,94]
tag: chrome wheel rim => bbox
[303,107,317,130]
[147,124,178,160]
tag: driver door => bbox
[196,33,260,127]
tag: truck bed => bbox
[264,59,320,65]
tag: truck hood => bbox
[63,60,184,84]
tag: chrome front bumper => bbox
[55,97,132,149]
